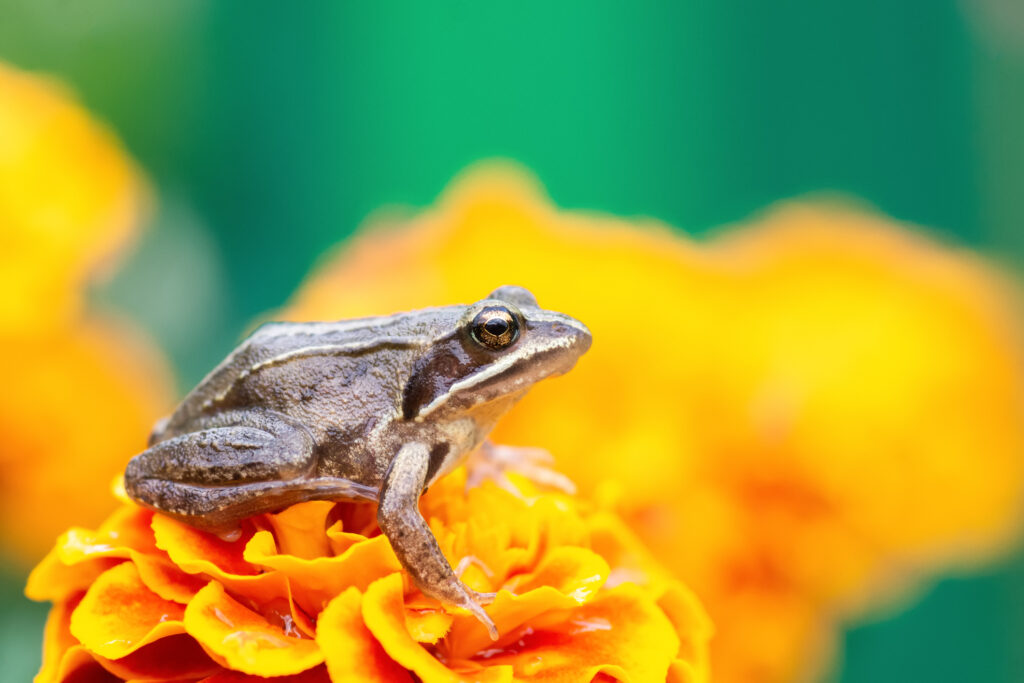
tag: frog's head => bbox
[402,285,591,422]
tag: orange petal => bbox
[25,549,118,603]
[69,561,185,660]
[325,520,367,557]
[132,553,207,604]
[35,596,80,683]
[152,513,259,576]
[405,607,454,645]
[26,506,158,603]
[243,531,401,615]
[362,573,462,683]
[198,667,332,682]
[444,546,610,660]
[656,583,713,681]
[267,502,335,560]
[472,584,680,683]
[94,633,220,681]
[153,514,288,603]
[51,645,114,683]
[184,581,323,676]
[315,587,412,682]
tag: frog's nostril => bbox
[553,323,569,336]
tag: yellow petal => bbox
[243,530,401,615]
[152,513,288,604]
[183,581,323,677]
[471,584,679,683]
[316,587,412,683]
[267,502,335,560]
[69,561,185,659]
[362,573,462,683]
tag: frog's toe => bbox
[471,589,497,606]
[466,443,577,496]
[466,600,499,641]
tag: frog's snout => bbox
[562,318,592,358]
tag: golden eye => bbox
[470,306,519,349]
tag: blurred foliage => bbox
[1,1,1023,681]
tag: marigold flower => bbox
[282,164,1024,682]
[27,471,711,682]
[0,62,143,334]
[0,62,172,563]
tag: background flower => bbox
[0,62,173,565]
[28,470,711,682]
[282,165,1024,682]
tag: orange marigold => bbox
[281,164,1024,682]
[0,62,172,563]
[27,471,711,682]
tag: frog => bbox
[124,285,591,638]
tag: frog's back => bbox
[156,309,456,440]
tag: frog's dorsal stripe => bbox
[250,309,447,342]
[200,337,432,410]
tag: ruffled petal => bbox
[69,561,185,659]
[198,667,332,682]
[153,514,288,603]
[184,581,324,676]
[473,584,679,683]
[266,502,335,560]
[26,506,159,603]
[444,546,609,660]
[35,596,79,683]
[361,574,462,683]
[93,633,219,681]
[244,531,401,615]
[316,587,411,682]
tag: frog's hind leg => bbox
[124,409,332,531]
[132,476,379,535]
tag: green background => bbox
[2,1,1023,680]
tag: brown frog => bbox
[124,286,591,638]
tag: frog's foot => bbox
[454,555,495,580]
[465,442,577,496]
[216,526,244,543]
[457,588,499,640]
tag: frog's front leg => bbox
[378,442,499,640]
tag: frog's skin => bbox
[124,286,591,637]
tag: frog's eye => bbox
[470,306,519,350]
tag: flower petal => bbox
[93,633,220,681]
[267,502,335,560]
[184,581,323,676]
[473,584,680,683]
[26,506,159,602]
[244,530,401,615]
[445,546,610,660]
[316,587,412,682]
[198,667,332,682]
[324,520,364,556]
[362,573,463,683]
[69,561,185,659]
[132,553,207,604]
[153,514,288,603]
[25,549,118,603]
[35,595,80,683]
[52,645,117,683]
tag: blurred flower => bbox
[27,471,711,682]
[282,164,1024,682]
[0,62,172,563]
